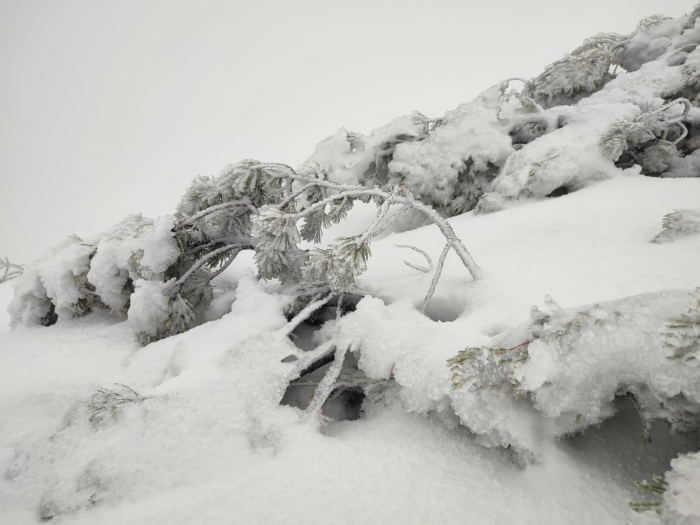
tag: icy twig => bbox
[303,345,349,422]
[371,204,410,238]
[173,199,257,230]
[396,244,433,273]
[0,256,24,284]
[175,244,251,287]
[421,243,451,314]
[284,293,333,335]
[336,293,344,319]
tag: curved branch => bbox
[284,293,333,335]
[372,204,411,238]
[175,244,249,287]
[395,244,433,273]
[174,199,257,230]
[358,188,398,244]
[279,182,320,209]
[397,186,483,281]
[257,167,484,281]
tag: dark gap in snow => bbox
[281,352,366,422]
[560,397,697,485]
[423,297,462,323]
[288,322,322,353]
[40,303,58,327]
[546,186,570,198]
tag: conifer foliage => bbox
[9,161,482,343]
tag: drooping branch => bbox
[261,175,483,282]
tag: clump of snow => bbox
[631,451,700,525]
[478,102,639,211]
[387,87,514,214]
[127,279,174,336]
[301,113,430,187]
[7,236,94,325]
[87,215,180,313]
[662,451,700,524]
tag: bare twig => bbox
[396,244,433,273]
[175,244,251,287]
[421,243,451,314]
[0,256,24,284]
[303,344,349,421]
[284,293,333,335]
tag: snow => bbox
[2,172,700,524]
[87,214,180,313]
[3,5,700,521]
[7,236,94,325]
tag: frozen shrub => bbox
[600,99,691,175]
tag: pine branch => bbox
[173,199,257,230]
[175,244,251,288]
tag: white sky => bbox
[0,0,694,262]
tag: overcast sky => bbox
[0,0,694,262]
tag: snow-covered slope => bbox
[1,173,699,524]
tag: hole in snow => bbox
[546,186,570,198]
[561,397,696,485]
[288,322,323,352]
[281,353,366,422]
[423,297,462,323]
[281,355,297,363]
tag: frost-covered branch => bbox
[173,199,257,230]
[284,293,333,335]
[303,344,349,422]
[175,244,252,287]
[421,243,450,314]
[396,244,433,273]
